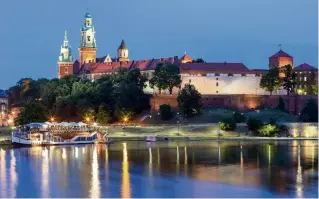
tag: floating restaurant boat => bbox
[11,122,103,146]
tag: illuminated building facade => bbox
[57,10,317,96]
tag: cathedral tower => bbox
[117,39,129,62]
[79,9,97,66]
[58,30,73,78]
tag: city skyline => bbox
[0,0,318,89]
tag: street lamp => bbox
[50,117,55,122]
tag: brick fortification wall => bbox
[150,94,318,115]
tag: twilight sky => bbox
[0,0,318,89]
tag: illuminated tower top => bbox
[80,9,96,48]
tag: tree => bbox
[281,65,297,95]
[233,111,245,123]
[277,97,286,112]
[299,99,318,122]
[150,62,182,94]
[247,118,263,133]
[114,106,133,123]
[159,104,172,120]
[177,83,202,117]
[259,67,280,95]
[15,101,47,125]
[96,105,111,125]
[220,118,237,131]
[192,58,205,63]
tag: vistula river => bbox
[0,140,318,198]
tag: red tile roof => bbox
[269,50,293,58]
[78,56,179,74]
[180,62,249,73]
[294,63,317,71]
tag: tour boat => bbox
[146,136,156,142]
[11,122,101,146]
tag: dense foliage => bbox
[233,111,245,123]
[149,62,182,94]
[246,118,263,132]
[14,102,47,125]
[280,65,297,95]
[177,83,202,118]
[259,67,281,95]
[220,118,237,131]
[299,99,318,122]
[10,68,148,125]
[159,104,172,120]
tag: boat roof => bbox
[23,122,89,128]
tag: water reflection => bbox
[121,143,131,198]
[296,145,303,198]
[0,149,7,198]
[0,140,317,198]
[90,146,100,198]
[41,148,49,198]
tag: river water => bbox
[0,140,318,198]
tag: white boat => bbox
[146,136,156,142]
[12,122,100,146]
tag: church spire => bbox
[59,30,73,63]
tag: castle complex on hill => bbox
[58,10,318,95]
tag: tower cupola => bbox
[118,39,129,62]
[58,30,74,79]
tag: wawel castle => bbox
[58,10,318,95]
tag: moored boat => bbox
[12,122,100,146]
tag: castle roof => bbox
[294,63,317,71]
[180,53,193,63]
[78,56,179,74]
[84,9,92,18]
[118,39,128,50]
[180,62,249,74]
[269,50,293,58]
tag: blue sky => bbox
[0,0,317,89]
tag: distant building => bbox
[0,90,8,126]
[57,10,318,96]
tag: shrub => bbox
[299,99,318,122]
[268,118,276,125]
[258,124,279,137]
[278,124,289,137]
[159,104,172,120]
[247,118,263,132]
[233,111,245,123]
[220,118,237,131]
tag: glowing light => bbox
[90,147,100,198]
[86,117,91,122]
[62,148,67,159]
[123,117,128,122]
[121,142,131,198]
[50,117,55,122]
[149,148,152,164]
[93,122,97,126]
[7,119,13,124]
[41,148,49,198]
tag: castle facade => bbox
[58,10,318,95]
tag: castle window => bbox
[189,79,192,83]
[216,78,218,80]
[64,67,68,74]
[228,73,233,76]
[241,74,246,76]
[304,77,307,81]
[216,82,218,87]
[215,73,220,76]
[87,36,91,41]
[216,91,219,93]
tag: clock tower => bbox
[79,9,97,66]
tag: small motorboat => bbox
[146,136,156,142]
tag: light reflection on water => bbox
[0,140,318,198]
